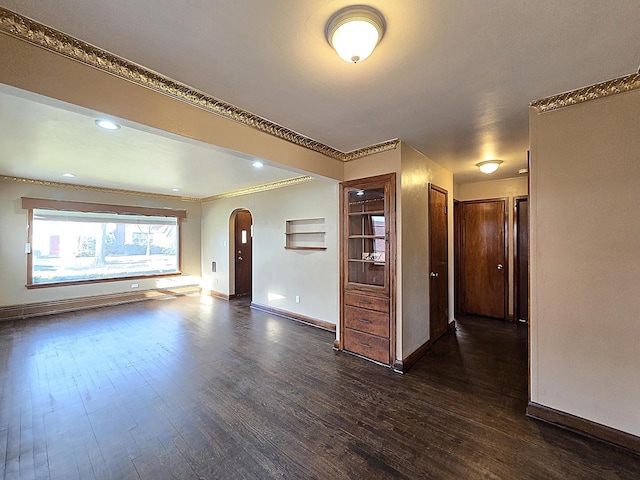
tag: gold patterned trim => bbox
[201,176,314,202]
[0,175,201,202]
[530,72,640,113]
[342,139,400,162]
[1,174,314,202]
[0,7,398,162]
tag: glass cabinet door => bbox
[346,187,387,287]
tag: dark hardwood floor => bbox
[0,296,638,479]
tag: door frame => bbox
[514,196,529,323]
[229,208,253,298]
[453,200,462,318]
[456,197,509,321]
[428,183,449,342]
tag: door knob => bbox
[497,263,503,270]
[430,272,439,277]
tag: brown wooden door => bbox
[234,210,252,297]
[515,197,529,322]
[429,184,449,341]
[460,200,507,319]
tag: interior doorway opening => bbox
[229,209,253,299]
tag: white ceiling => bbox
[0,85,303,198]
[1,0,640,190]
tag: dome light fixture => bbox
[326,6,385,63]
[477,160,503,174]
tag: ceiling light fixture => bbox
[62,173,76,178]
[476,160,503,174]
[519,168,529,175]
[252,161,264,168]
[95,119,121,130]
[326,6,385,63]
[171,188,180,192]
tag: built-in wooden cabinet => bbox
[340,173,395,366]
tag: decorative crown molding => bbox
[530,72,640,113]
[1,174,315,203]
[342,139,400,162]
[201,176,314,202]
[0,7,398,162]
[0,175,201,202]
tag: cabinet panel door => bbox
[346,187,387,288]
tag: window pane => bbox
[31,209,179,285]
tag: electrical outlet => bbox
[295,295,300,303]
[131,283,139,288]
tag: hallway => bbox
[0,296,637,479]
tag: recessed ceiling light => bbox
[253,161,264,168]
[95,119,121,130]
[171,188,180,192]
[62,173,75,178]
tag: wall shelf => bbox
[285,218,326,250]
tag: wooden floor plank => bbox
[0,296,638,479]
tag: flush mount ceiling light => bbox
[252,161,264,168]
[477,160,503,174]
[326,5,385,63]
[171,188,181,192]
[95,119,121,130]
[62,173,76,178]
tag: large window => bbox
[23,198,185,287]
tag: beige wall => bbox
[455,176,528,316]
[0,179,202,307]
[530,89,640,437]
[400,144,454,356]
[201,179,340,325]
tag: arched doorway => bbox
[230,209,253,298]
